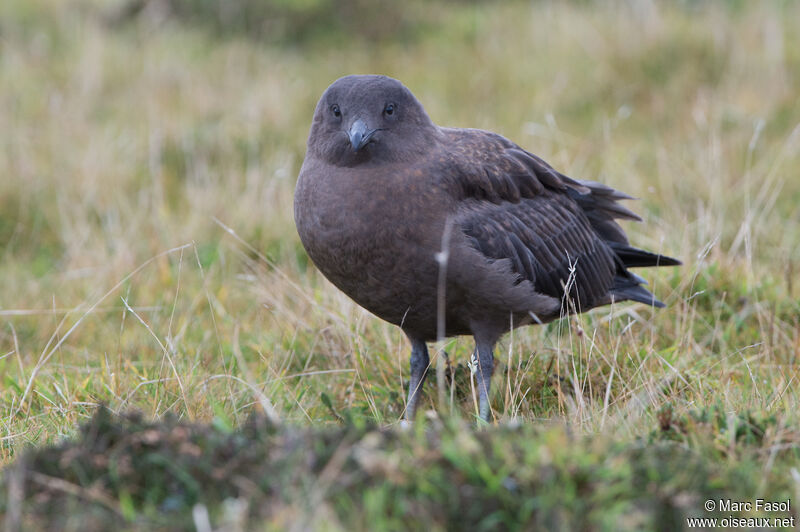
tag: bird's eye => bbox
[384,103,395,116]
[331,104,341,118]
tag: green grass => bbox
[3,406,797,531]
[1,0,800,529]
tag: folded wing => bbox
[438,128,680,312]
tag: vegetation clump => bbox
[2,407,796,530]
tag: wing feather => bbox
[458,194,617,310]
[436,127,677,311]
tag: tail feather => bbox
[608,243,678,308]
[609,242,681,268]
[560,176,680,308]
[610,279,666,308]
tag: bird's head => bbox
[307,75,438,167]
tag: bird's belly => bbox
[304,221,441,329]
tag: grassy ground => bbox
[1,0,799,529]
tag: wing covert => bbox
[435,129,591,205]
[459,193,619,310]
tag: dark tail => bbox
[610,278,666,308]
[564,179,681,307]
[608,243,681,308]
[609,242,682,268]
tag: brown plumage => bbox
[294,75,680,421]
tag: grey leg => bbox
[405,337,429,420]
[474,337,497,422]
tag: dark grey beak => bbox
[348,119,377,152]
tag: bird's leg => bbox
[405,337,429,420]
[474,337,497,422]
